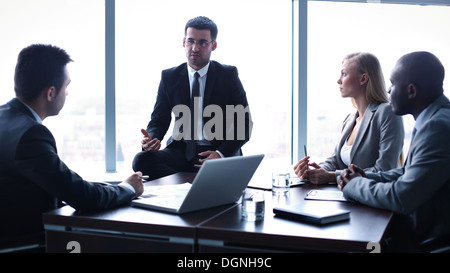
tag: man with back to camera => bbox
[0,44,144,251]
[338,51,450,252]
[132,16,252,180]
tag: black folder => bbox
[273,203,350,225]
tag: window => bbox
[2,0,448,181]
[307,1,450,163]
[115,0,293,176]
[0,0,105,178]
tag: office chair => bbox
[0,234,45,253]
[419,235,450,253]
[0,243,45,253]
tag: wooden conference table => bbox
[43,172,393,253]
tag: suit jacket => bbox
[0,98,135,247]
[343,95,450,250]
[146,61,252,157]
[320,102,405,177]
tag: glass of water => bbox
[272,172,290,195]
[241,189,265,221]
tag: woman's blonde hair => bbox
[343,52,389,104]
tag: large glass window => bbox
[115,0,293,176]
[0,0,105,178]
[3,0,448,182]
[307,1,450,163]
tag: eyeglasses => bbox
[185,38,214,48]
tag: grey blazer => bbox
[343,95,450,249]
[320,102,404,177]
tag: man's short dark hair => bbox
[14,44,73,102]
[185,16,218,41]
[399,51,445,96]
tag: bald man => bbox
[338,51,450,252]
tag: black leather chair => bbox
[419,235,450,253]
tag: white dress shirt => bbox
[186,63,224,158]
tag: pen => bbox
[304,145,307,157]
[140,175,149,180]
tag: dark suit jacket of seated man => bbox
[133,60,252,180]
[0,44,143,250]
[133,17,252,180]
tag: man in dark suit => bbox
[338,51,450,252]
[133,16,252,180]
[0,44,144,251]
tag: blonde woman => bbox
[294,52,404,184]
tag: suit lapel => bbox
[204,61,217,107]
[340,113,356,149]
[174,63,190,105]
[405,95,449,166]
[350,102,377,160]
[416,94,449,133]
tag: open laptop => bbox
[131,154,264,214]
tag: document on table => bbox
[140,183,192,199]
[305,190,347,202]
